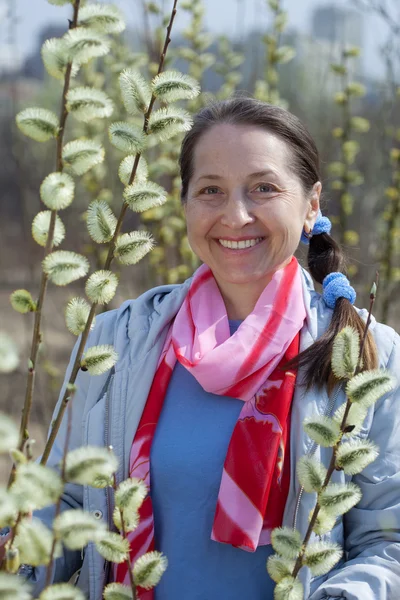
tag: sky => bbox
[0,0,393,78]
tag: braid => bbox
[290,233,378,391]
[308,232,345,283]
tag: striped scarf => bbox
[114,257,306,595]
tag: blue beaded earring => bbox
[301,210,332,245]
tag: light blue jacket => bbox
[30,269,400,600]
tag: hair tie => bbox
[301,210,332,244]
[322,272,356,309]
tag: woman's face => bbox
[184,123,320,294]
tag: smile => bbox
[218,237,265,250]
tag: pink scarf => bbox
[114,257,306,595]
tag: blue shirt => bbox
[150,321,275,599]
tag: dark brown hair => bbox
[179,96,377,390]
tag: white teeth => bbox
[218,237,263,249]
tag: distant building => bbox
[312,4,364,51]
[283,31,344,100]
[307,5,365,77]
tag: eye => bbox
[254,183,278,193]
[200,186,221,195]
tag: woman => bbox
[5,97,400,599]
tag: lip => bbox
[214,237,265,254]
[215,236,265,241]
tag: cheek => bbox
[267,196,306,228]
[185,211,207,255]
[185,204,213,236]
[185,207,199,237]
[263,204,304,251]
[184,210,213,262]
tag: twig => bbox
[351,0,400,35]
[381,139,400,322]
[45,391,75,588]
[112,473,137,600]
[40,0,179,467]
[265,0,282,103]
[11,0,82,485]
[41,304,96,465]
[0,512,22,572]
[292,277,378,578]
[337,50,352,245]
[103,0,178,271]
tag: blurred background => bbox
[0,0,399,468]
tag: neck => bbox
[215,258,293,320]
[217,278,272,320]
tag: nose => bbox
[219,192,255,229]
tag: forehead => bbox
[191,123,292,178]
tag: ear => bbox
[303,182,321,234]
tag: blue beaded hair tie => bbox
[301,210,332,244]
[322,272,356,309]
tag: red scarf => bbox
[114,258,305,596]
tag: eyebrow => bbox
[195,170,278,184]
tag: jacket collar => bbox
[300,267,318,343]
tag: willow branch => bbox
[41,303,97,465]
[40,0,179,467]
[339,52,351,245]
[381,149,400,322]
[11,0,82,485]
[45,391,74,588]
[111,473,137,600]
[266,0,282,102]
[292,280,377,578]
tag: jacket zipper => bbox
[292,384,343,530]
[103,369,115,582]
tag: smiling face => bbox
[183,123,320,314]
